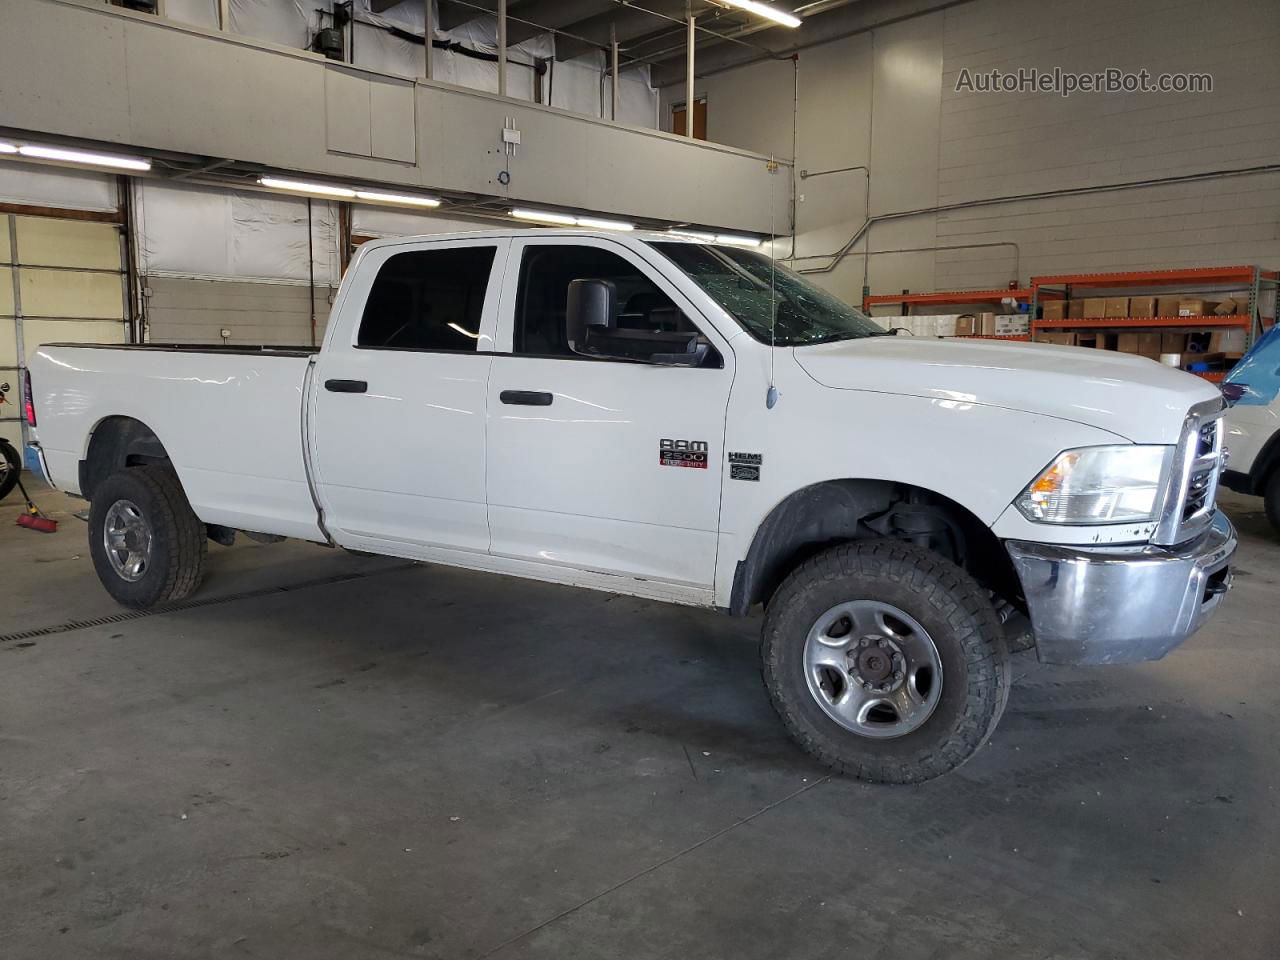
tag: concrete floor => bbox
[2,479,1278,959]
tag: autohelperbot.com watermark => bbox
[955,66,1213,97]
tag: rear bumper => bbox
[1006,511,1237,666]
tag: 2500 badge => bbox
[659,438,708,469]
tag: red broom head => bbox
[17,513,57,533]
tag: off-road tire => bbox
[762,539,1010,784]
[88,465,207,608]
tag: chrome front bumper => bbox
[1006,511,1237,666]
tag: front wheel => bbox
[88,465,208,608]
[762,540,1010,784]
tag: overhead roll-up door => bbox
[2,209,128,452]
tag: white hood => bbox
[793,337,1221,444]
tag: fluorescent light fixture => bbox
[511,209,637,230]
[18,144,151,171]
[719,0,802,28]
[0,142,18,155]
[575,216,635,231]
[355,189,441,208]
[667,228,718,242]
[716,234,763,247]
[511,208,578,226]
[258,176,356,198]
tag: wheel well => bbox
[79,416,172,501]
[729,479,1022,616]
[1249,429,1280,495]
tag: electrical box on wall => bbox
[313,28,345,61]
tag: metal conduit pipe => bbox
[832,241,1022,294]
[790,162,1280,276]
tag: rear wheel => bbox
[0,439,19,502]
[88,465,207,608]
[762,540,1010,783]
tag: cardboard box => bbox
[1178,298,1219,317]
[1209,328,1248,355]
[979,312,997,335]
[1214,296,1248,316]
[994,316,1030,335]
[1039,332,1077,346]
[1067,299,1086,319]
[1104,297,1130,318]
[1117,332,1162,358]
[1129,296,1157,318]
[1041,299,1067,321]
[1160,332,1188,354]
[954,315,976,336]
[1080,297,1109,318]
[1077,332,1113,350]
[1157,296,1182,318]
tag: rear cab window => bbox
[357,246,497,352]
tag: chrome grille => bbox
[1153,399,1224,546]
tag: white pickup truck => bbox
[25,229,1237,782]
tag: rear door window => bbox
[357,246,497,352]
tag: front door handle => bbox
[500,390,553,406]
[325,379,368,394]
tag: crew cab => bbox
[25,229,1237,782]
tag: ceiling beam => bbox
[647,0,957,85]
[437,0,529,32]
[553,1,711,60]
[501,0,611,46]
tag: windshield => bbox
[649,242,884,346]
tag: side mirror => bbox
[566,278,617,355]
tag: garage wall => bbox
[0,166,128,451]
[137,181,340,346]
[660,0,1280,303]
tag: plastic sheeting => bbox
[136,181,339,285]
[228,0,312,48]
[1225,326,1280,406]
[0,164,117,212]
[211,0,657,122]
[165,0,219,30]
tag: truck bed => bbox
[29,341,325,542]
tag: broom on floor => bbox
[14,474,57,533]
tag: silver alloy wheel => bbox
[802,599,943,739]
[103,499,153,582]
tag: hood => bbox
[793,336,1221,444]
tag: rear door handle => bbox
[500,390,553,406]
[325,379,367,393]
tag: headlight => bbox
[1016,445,1168,524]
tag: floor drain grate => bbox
[0,562,419,644]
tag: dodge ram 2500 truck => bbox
[25,229,1237,782]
